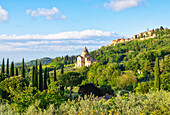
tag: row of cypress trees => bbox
[32,60,43,91]
[31,60,63,91]
[1,57,64,98]
[0,58,23,78]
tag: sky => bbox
[0,0,170,63]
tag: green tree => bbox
[21,58,25,78]
[135,82,149,94]
[60,64,64,95]
[161,73,170,91]
[60,64,64,74]
[15,67,18,76]
[10,62,14,77]
[154,57,160,90]
[6,58,9,77]
[39,62,43,91]
[117,71,137,90]
[160,26,164,31]
[64,72,81,98]
[1,58,5,75]
[44,67,47,90]
[0,58,7,99]
[35,59,38,88]
[143,61,152,72]
[54,67,57,81]
[47,68,50,85]
[32,66,35,87]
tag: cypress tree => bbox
[1,58,5,75]
[47,68,50,85]
[21,58,25,78]
[44,67,47,90]
[61,64,64,74]
[54,67,57,81]
[10,62,14,76]
[0,58,7,99]
[60,64,64,95]
[32,66,35,87]
[154,57,160,90]
[6,58,9,77]
[39,62,43,91]
[15,67,18,76]
[35,60,38,89]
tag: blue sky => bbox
[0,0,170,63]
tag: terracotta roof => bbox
[78,56,83,58]
[117,39,122,42]
[112,40,117,43]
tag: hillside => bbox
[15,57,52,67]
[91,35,169,64]
[0,28,170,114]
[85,32,170,88]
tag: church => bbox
[75,47,95,67]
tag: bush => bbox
[78,83,102,97]
[99,85,114,95]
[0,76,29,96]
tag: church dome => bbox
[82,47,89,56]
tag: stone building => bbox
[111,37,125,46]
[75,47,95,67]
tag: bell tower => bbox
[147,28,149,32]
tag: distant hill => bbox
[15,57,52,67]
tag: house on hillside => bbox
[75,47,96,67]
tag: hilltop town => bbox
[107,26,169,46]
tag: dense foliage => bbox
[1,90,169,115]
[0,27,170,114]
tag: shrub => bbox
[0,76,29,96]
[78,83,102,97]
[99,85,114,95]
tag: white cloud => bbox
[0,30,118,40]
[40,45,102,52]
[104,0,144,11]
[0,44,30,52]
[7,41,49,46]
[26,7,66,20]
[0,6,8,22]
[7,40,109,47]
[0,30,122,59]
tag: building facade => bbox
[75,47,95,67]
